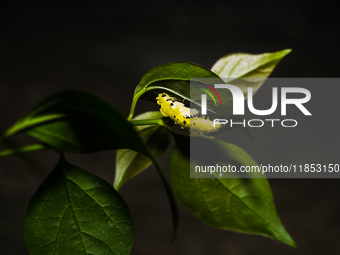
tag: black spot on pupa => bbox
[174,116,176,118]
[183,121,187,124]
[170,103,174,107]
[193,122,196,125]
[162,94,166,97]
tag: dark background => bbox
[0,1,339,254]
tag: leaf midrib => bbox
[173,146,283,240]
[213,178,280,237]
[65,176,127,251]
[62,171,87,255]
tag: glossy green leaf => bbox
[2,90,150,155]
[128,62,231,119]
[169,135,296,248]
[114,111,172,190]
[3,90,179,243]
[211,49,291,97]
[24,156,135,255]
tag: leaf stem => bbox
[128,86,167,120]
[129,118,175,136]
[128,90,144,120]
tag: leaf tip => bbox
[292,242,298,249]
[285,236,297,249]
[113,182,121,191]
[273,227,297,249]
[279,48,292,57]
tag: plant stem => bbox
[152,158,179,244]
[129,117,178,242]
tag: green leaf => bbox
[128,62,230,119]
[114,111,172,190]
[24,156,135,255]
[0,143,47,157]
[3,90,179,243]
[2,90,150,155]
[211,49,291,97]
[169,135,296,248]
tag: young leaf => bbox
[211,49,291,97]
[114,111,172,190]
[169,135,296,248]
[128,62,229,119]
[2,90,151,155]
[24,156,135,255]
